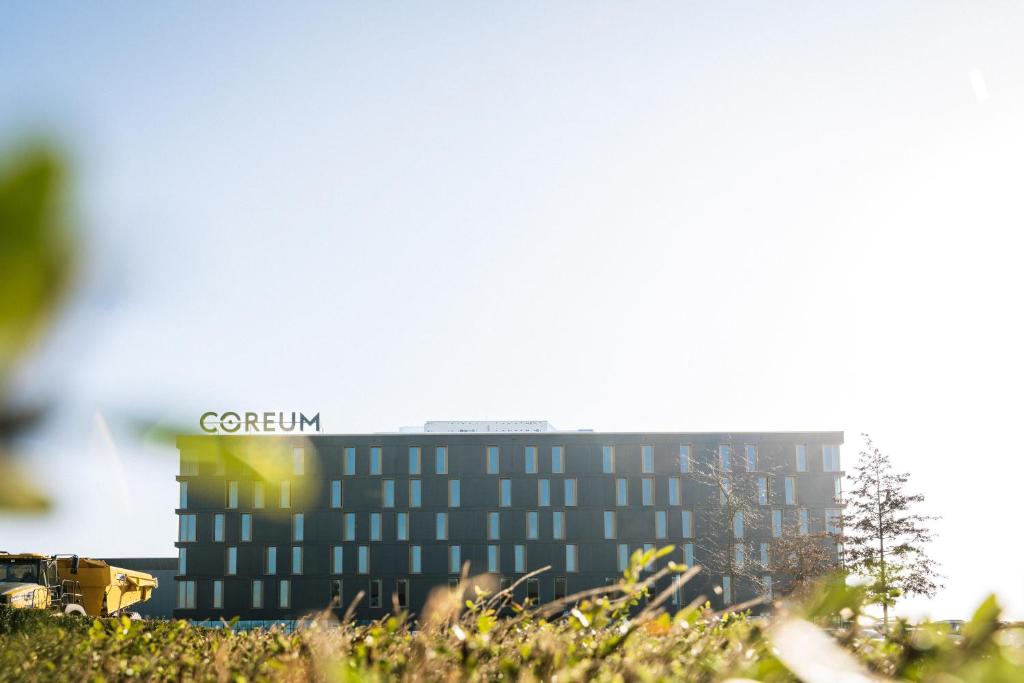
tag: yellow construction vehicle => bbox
[0,552,158,618]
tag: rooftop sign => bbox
[199,411,321,434]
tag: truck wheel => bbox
[64,604,86,616]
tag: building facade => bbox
[174,429,844,623]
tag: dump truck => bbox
[0,552,158,618]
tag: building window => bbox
[253,481,265,509]
[784,477,796,505]
[279,580,291,608]
[370,512,382,541]
[668,478,681,506]
[397,512,409,541]
[757,477,769,505]
[642,543,655,571]
[603,511,616,539]
[291,546,303,574]
[488,511,501,540]
[240,513,252,542]
[177,548,187,575]
[526,511,539,539]
[743,445,757,472]
[642,478,654,506]
[487,545,499,573]
[435,446,448,474]
[552,510,565,539]
[526,578,539,603]
[602,446,615,474]
[332,546,343,574]
[655,510,667,539]
[344,513,356,541]
[538,479,551,506]
[795,444,807,472]
[763,575,773,600]
[370,447,382,475]
[181,458,198,476]
[226,481,238,509]
[642,445,654,473]
[358,546,369,574]
[514,545,526,573]
[499,479,511,507]
[722,575,732,605]
[799,508,810,535]
[719,478,731,505]
[683,543,694,568]
[554,577,567,601]
[487,446,500,474]
[833,475,843,503]
[293,513,304,542]
[213,513,225,543]
[280,481,291,509]
[449,545,461,574]
[733,512,744,539]
[565,544,578,573]
[266,547,277,575]
[436,512,448,540]
[395,579,409,610]
[331,480,343,508]
[616,478,628,506]
[826,509,842,535]
[772,509,783,538]
[734,543,745,569]
[293,447,304,476]
[330,579,343,604]
[409,447,421,475]
[823,445,841,472]
[760,542,770,567]
[679,444,691,473]
[177,580,196,609]
[410,479,422,507]
[719,445,732,472]
[251,580,263,608]
[617,544,629,572]
[564,478,577,506]
[383,480,395,507]
[344,447,356,475]
[551,446,564,473]
[410,545,422,574]
[525,446,538,474]
[681,510,693,538]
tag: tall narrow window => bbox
[332,546,343,574]
[655,510,667,539]
[527,578,540,603]
[602,446,615,474]
[436,512,448,540]
[744,445,757,472]
[330,579,343,604]
[253,481,265,509]
[331,480,343,508]
[681,510,693,538]
[266,547,278,575]
[370,512,381,541]
[177,581,196,609]
[397,512,409,541]
[179,481,188,509]
[449,545,461,574]
[344,513,356,541]
[293,447,304,476]
[719,445,732,472]
[668,478,681,506]
[395,579,409,609]
[409,447,421,474]
[251,580,263,608]
[833,475,843,503]
[226,546,237,575]
[538,479,551,506]
[642,478,654,506]
[488,511,501,540]
[564,478,577,506]
[733,511,744,538]
[280,580,291,608]
[757,477,769,505]
[642,445,654,473]
[213,513,225,542]
[514,545,526,573]
[772,509,783,538]
[799,508,810,535]
[795,444,807,472]
[227,481,238,509]
[551,446,564,473]
[784,477,796,505]
[763,575,773,600]
[679,444,691,473]
[280,481,291,509]
[499,479,511,507]
[180,458,198,476]
[552,510,565,539]
[410,545,422,573]
[826,509,842,535]
[487,446,500,474]
[616,478,628,506]
[526,511,539,539]
[823,445,841,472]
[358,545,369,574]
[617,543,629,571]
[410,479,422,507]
[370,446,382,475]
[435,446,448,474]
[554,577,567,601]
[291,546,303,574]
[525,446,538,474]
[382,480,395,508]
[344,447,356,475]
[212,580,224,609]
[565,544,578,572]
[178,548,187,575]
[368,579,382,608]
[734,543,745,569]
[760,542,770,567]
[643,543,655,571]
[293,513,304,542]
[487,545,499,573]
[603,511,616,539]
[240,513,252,542]
[722,575,731,605]
[684,543,695,568]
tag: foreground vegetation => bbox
[1,550,1022,682]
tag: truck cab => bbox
[0,553,73,611]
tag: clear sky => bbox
[2,2,1023,619]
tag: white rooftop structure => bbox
[419,420,558,433]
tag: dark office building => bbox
[174,424,844,624]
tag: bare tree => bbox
[770,525,842,598]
